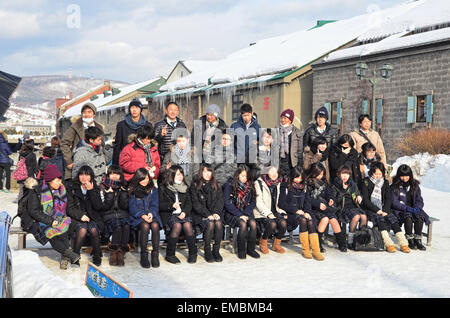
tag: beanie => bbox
[44,164,63,183]
[315,106,329,120]
[280,109,294,122]
[129,98,143,112]
[81,102,97,115]
[206,104,221,118]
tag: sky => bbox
[0,0,408,83]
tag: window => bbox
[325,101,342,125]
[416,95,427,123]
[407,94,433,124]
[330,102,338,125]
[232,94,244,121]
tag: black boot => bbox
[246,239,260,259]
[204,243,214,263]
[414,234,426,251]
[334,232,348,252]
[318,232,326,253]
[212,243,223,262]
[165,237,181,264]
[237,239,247,259]
[186,236,198,264]
[63,249,80,264]
[406,234,417,250]
[151,250,160,268]
[140,252,150,268]
[93,254,102,266]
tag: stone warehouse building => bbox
[312,25,450,163]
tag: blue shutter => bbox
[362,99,369,115]
[407,96,416,123]
[324,103,331,124]
[337,101,342,125]
[426,94,434,123]
[376,99,383,124]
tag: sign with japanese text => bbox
[85,263,133,298]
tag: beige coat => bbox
[349,129,387,165]
[253,177,287,219]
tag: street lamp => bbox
[355,62,393,129]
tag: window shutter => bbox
[337,101,342,125]
[324,103,331,124]
[362,99,369,115]
[376,99,383,124]
[426,94,434,123]
[407,96,416,123]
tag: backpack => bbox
[353,226,385,252]
[12,156,28,181]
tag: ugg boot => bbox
[186,235,198,264]
[140,252,150,268]
[334,232,348,252]
[318,232,326,253]
[381,230,396,253]
[212,243,223,262]
[165,237,181,264]
[204,243,214,263]
[309,233,325,261]
[272,238,285,254]
[414,234,426,251]
[247,239,260,258]
[299,232,312,259]
[116,248,125,266]
[109,245,119,266]
[395,232,411,253]
[151,250,160,268]
[259,238,269,254]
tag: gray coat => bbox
[72,140,107,185]
[277,125,303,168]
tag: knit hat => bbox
[81,102,97,115]
[44,164,63,183]
[206,104,221,118]
[315,106,329,120]
[129,98,143,112]
[280,109,294,122]
[23,130,30,139]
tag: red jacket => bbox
[119,140,160,181]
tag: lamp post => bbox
[355,63,393,129]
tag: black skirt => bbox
[105,217,130,235]
[339,207,366,224]
[165,214,194,233]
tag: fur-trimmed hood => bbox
[127,133,158,146]
[24,177,38,189]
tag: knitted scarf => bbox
[167,182,188,194]
[125,113,148,131]
[369,176,384,210]
[40,182,71,239]
[102,175,122,189]
[174,144,191,176]
[310,179,326,199]
[136,138,154,167]
[291,181,305,191]
[280,124,293,159]
[234,181,252,211]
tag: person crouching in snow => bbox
[306,163,347,253]
[254,166,288,254]
[331,165,368,250]
[361,162,410,253]
[391,164,430,251]
[128,168,162,268]
[279,166,324,260]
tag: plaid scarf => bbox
[369,176,384,210]
[174,144,190,176]
[136,138,154,167]
[291,181,305,191]
[263,174,282,188]
[40,182,71,239]
[102,175,122,189]
[234,181,252,211]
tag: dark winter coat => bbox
[191,115,228,150]
[112,116,152,165]
[331,178,362,212]
[158,184,192,228]
[68,182,106,233]
[391,183,430,225]
[189,181,224,226]
[329,144,359,183]
[100,186,129,223]
[129,187,161,228]
[361,177,392,214]
[36,157,52,181]
[230,114,261,163]
[223,178,256,218]
[302,122,339,151]
[0,134,12,164]
[19,147,38,181]
[278,181,312,215]
[154,115,187,161]
[307,180,334,211]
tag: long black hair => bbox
[162,164,187,186]
[306,162,328,188]
[230,164,256,197]
[391,164,420,196]
[76,165,96,187]
[128,167,154,195]
[105,164,126,188]
[288,166,307,190]
[194,163,220,192]
[358,142,381,165]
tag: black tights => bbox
[111,224,130,247]
[139,221,160,252]
[378,221,401,233]
[203,220,223,245]
[262,219,287,240]
[73,227,101,256]
[299,217,316,234]
[404,217,424,235]
[170,221,194,239]
[238,219,257,243]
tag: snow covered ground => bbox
[3,154,450,298]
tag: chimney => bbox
[69,92,73,99]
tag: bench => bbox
[9,227,28,250]
[424,216,440,246]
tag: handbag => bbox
[353,226,385,251]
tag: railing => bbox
[0,211,13,298]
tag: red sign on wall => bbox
[263,97,270,110]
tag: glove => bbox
[406,206,420,215]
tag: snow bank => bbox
[390,153,450,192]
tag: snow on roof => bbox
[95,97,147,113]
[62,77,161,118]
[182,60,218,73]
[324,27,450,62]
[160,0,428,92]
[59,82,107,109]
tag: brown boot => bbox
[272,238,285,254]
[396,232,411,253]
[309,233,325,261]
[381,230,396,253]
[299,232,312,259]
[109,245,119,266]
[117,248,125,266]
[259,238,269,254]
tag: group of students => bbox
[12,98,430,270]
